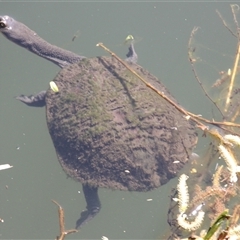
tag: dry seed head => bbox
[218,145,238,171]
[177,174,189,213]
[228,224,240,237]
[177,211,205,231]
[218,144,240,182]
[224,134,240,147]
[213,165,223,187]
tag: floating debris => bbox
[72,30,80,42]
[49,81,59,93]
[124,35,134,44]
[173,161,180,164]
[0,164,13,171]
[177,211,205,231]
[190,168,197,173]
[101,236,109,240]
[189,203,205,217]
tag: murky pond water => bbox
[0,2,236,239]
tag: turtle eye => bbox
[0,20,6,29]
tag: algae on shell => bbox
[46,56,198,191]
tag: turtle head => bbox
[0,15,14,31]
[0,15,36,48]
[0,15,21,43]
[0,15,84,68]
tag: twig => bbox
[52,200,78,240]
[231,4,240,40]
[187,112,240,129]
[224,5,240,112]
[216,9,237,38]
[231,107,240,122]
[96,42,207,130]
[224,42,240,112]
[188,27,224,118]
[96,42,240,134]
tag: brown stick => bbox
[52,200,77,240]
[96,42,207,128]
[224,43,240,112]
[96,42,240,133]
[216,9,237,38]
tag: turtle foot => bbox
[75,184,101,229]
[75,205,101,229]
[16,91,46,107]
[125,42,138,63]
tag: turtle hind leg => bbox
[15,90,46,107]
[125,42,138,63]
[75,184,101,229]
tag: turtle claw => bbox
[16,91,46,107]
[75,206,100,229]
[75,184,101,229]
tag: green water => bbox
[0,2,236,239]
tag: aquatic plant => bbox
[166,4,240,240]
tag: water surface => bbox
[0,2,236,239]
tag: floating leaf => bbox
[124,35,134,44]
[50,81,59,93]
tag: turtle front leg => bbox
[16,90,46,107]
[75,184,101,229]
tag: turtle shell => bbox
[45,56,197,191]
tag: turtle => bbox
[0,15,198,229]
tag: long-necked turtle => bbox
[0,15,198,229]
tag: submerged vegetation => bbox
[164,4,240,240]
